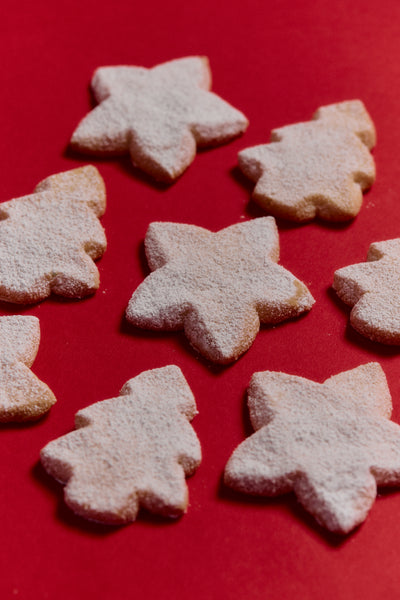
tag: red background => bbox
[1,1,400,598]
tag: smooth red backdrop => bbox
[1,1,400,598]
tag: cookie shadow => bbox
[63,146,173,191]
[217,474,354,548]
[0,301,38,316]
[240,388,253,438]
[120,313,233,376]
[0,410,52,430]
[137,240,150,277]
[32,460,179,535]
[0,290,99,316]
[230,166,357,231]
[119,278,311,376]
[120,238,237,375]
[327,287,400,357]
[219,390,360,547]
[32,461,118,536]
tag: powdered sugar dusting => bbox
[224,363,400,533]
[40,366,201,524]
[0,165,106,303]
[71,56,249,182]
[0,315,56,421]
[238,100,375,221]
[334,238,400,344]
[126,218,314,364]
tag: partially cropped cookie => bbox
[0,165,106,303]
[71,56,248,182]
[126,218,314,364]
[238,100,376,221]
[41,366,201,524]
[224,363,400,534]
[0,316,56,421]
[333,239,400,344]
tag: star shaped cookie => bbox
[333,239,400,344]
[41,366,201,524]
[238,100,376,221]
[0,316,56,421]
[126,218,314,363]
[71,56,249,182]
[224,363,400,534]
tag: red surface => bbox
[1,1,400,598]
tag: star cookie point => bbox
[71,56,249,182]
[225,363,400,533]
[126,218,314,363]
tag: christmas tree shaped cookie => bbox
[333,239,400,344]
[126,218,314,364]
[71,56,249,182]
[0,316,56,421]
[0,165,106,303]
[41,366,201,524]
[224,364,400,534]
[238,100,376,222]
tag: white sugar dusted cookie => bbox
[0,165,106,303]
[333,239,400,344]
[238,100,376,221]
[224,363,400,534]
[41,366,201,524]
[126,218,314,364]
[0,316,56,421]
[71,56,249,182]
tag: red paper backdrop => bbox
[1,1,400,598]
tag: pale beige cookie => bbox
[71,56,249,182]
[238,100,376,221]
[224,363,400,534]
[333,239,400,344]
[126,218,314,364]
[0,316,56,421]
[0,165,106,303]
[40,366,201,524]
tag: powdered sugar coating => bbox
[238,100,376,221]
[0,165,106,303]
[333,238,400,344]
[40,366,201,524]
[71,56,249,182]
[224,363,400,534]
[126,218,314,364]
[0,316,56,421]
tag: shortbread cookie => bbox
[224,363,400,534]
[41,366,201,524]
[238,100,376,221]
[71,56,249,182]
[0,166,106,303]
[333,239,400,344]
[126,218,314,364]
[0,316,56,421]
